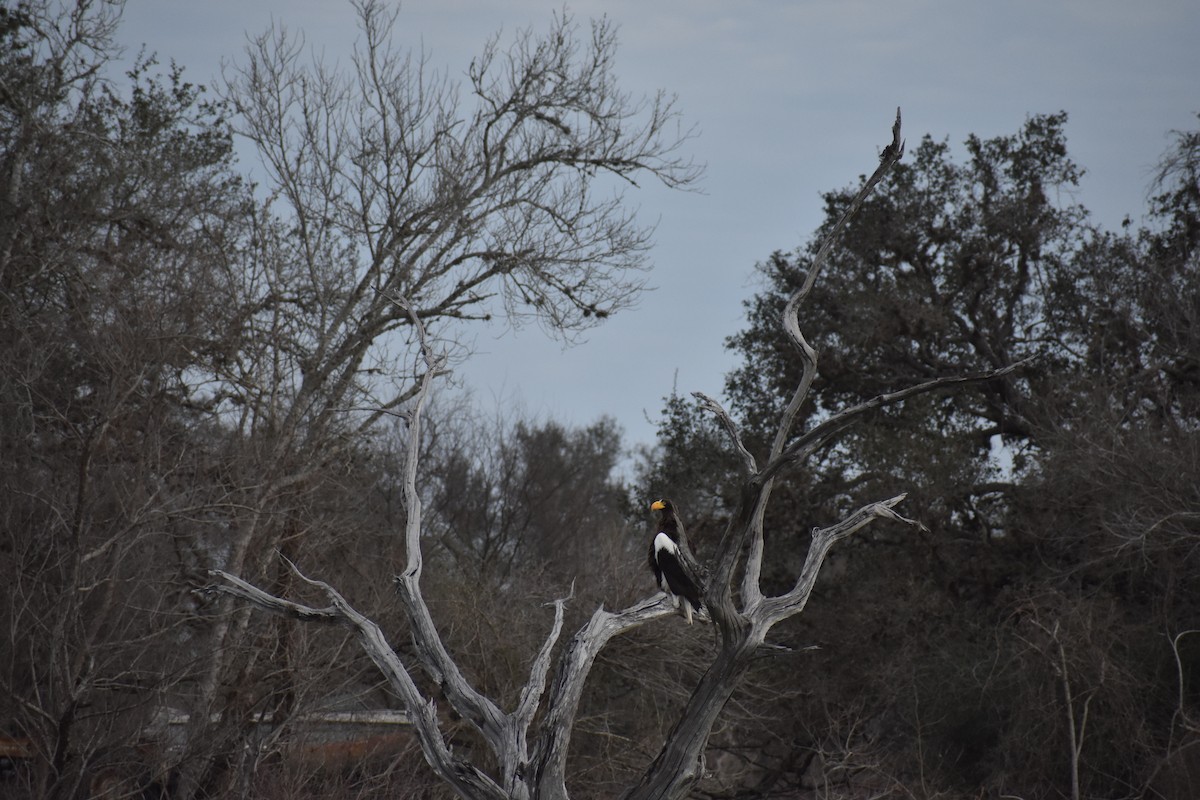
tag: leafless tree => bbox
[173,2,700,793]
[208,109,1026,799]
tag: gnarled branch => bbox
[691,391,757,475]
[202,565,507,800]
[532,596,677,799]
[629,110,909,800]
[760,495,926,626]
[722,109,906,610]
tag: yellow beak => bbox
[650,500,666,511]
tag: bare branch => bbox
[692,391,757,475]
[515,584,573,741]
[203,567,507,799]
[531,595,676,798]
[201,569,342,624]
[770,107,905,459]
[760,495,925,626]
[1171,630,1200,735]
[761,357,1034,484]
[709,110,906,610]
[390,292,449,584]
[384,294,512,758]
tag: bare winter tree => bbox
[207,109,1027,799]
[175,1,700,794]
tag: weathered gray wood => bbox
[622,110,912,800]
[530,596,675,799]
[206,565,507,800]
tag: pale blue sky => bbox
[118,0,1200,450]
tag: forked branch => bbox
[630,110,911,800]
[770,106,905,460]
[531,596,677,797]
[203,565,508,800]
[722,110,906,606]
[759,357,1034,485]
[692,391,757,474]
[760,495,927,626]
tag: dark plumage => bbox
[648,499,706,624]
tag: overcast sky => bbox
[117,0,1200,452]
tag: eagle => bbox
[649,499,706,624]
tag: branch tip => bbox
[692,390,758,474]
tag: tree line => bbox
[2,0,1198,798]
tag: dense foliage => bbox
[639,112,1200,796]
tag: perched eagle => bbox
[649,499,706,624]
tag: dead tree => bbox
[206,109,1022,800]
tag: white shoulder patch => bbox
[653,532,678,556]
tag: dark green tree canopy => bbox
[634,111,1200,798]
[716,113,1198,532]
[727,113,1085,449]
